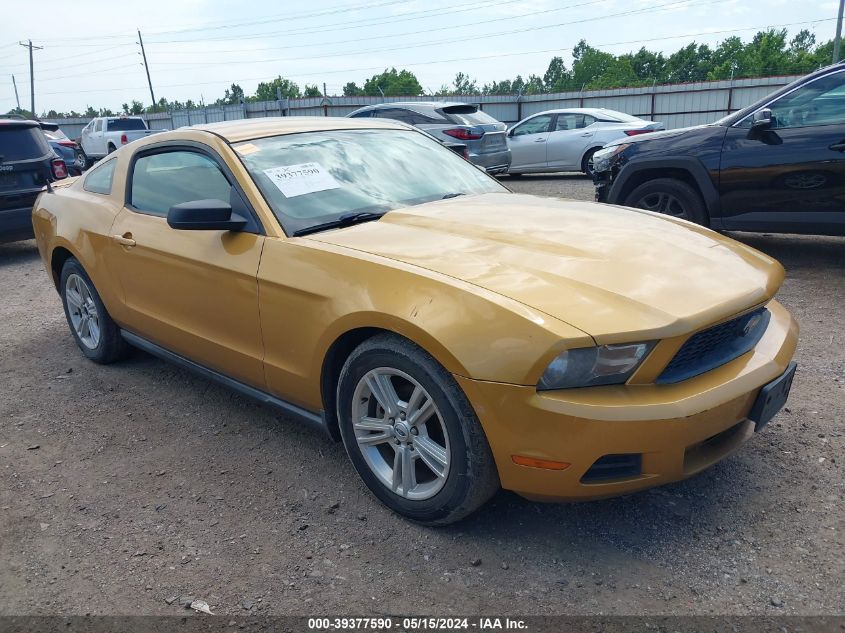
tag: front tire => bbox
[60,258,128,364]
[623,177,708,225]
[337,334,499,525]
[581,147,600,177]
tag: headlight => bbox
[592,143,630,173]
[537,342,655,390]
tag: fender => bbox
[607,157,721,224]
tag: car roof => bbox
[537,108,634,118]
[190,116,408,142]
[0,117,40,129]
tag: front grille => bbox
[657,307,770,384]
[581,453,642,483]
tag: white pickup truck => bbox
[79,116,163,163]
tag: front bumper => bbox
[457,300,798,501]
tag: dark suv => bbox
[0,118,67,243]
[593,62,845,236]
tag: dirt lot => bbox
[1,174,843,617]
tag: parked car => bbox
[42,125,85,176]
[0,117,67,243]
[347,102,511,174]
[79,116,163,164]
[32,116,797,525]
[507,108,663,177]
[593,62,845,236]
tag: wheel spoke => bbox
[66,288,83,309]
[88,318,101,346]
[413,435,448,478]
[408,395,434,427]
[354,416,393,445]
[366,373,400,417]
[401,445,414,495]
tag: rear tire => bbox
[60,258,128,364]
[623,177,708,225]
[337,334,499,525]
[107,144,116,154]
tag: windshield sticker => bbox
[235,143,260,156]
[262,162,341,198]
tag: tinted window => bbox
[234,129,505,235]
[372,108,417,124]
[83,158,116,195]
[512,115,552,136]
[349,110,372,118]
[130,151,231,216]
[107,118,147,131]
[767,71,845,129]
[0,126,50,160]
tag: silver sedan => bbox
[506,108,664,177]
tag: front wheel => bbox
[623,177,708,225]
[337,334,499,525]
[581,148,599,178]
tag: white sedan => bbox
[506,108,664,177]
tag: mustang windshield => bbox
[234,129,506,235]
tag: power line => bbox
[32,17,834,99]
[148,0,609,54]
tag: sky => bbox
[0,0,839,114]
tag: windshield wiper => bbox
[292,211,387,237]
[441,192,466,199]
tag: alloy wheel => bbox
[65,274,101,350]
[635,191,688,217]
[351,368,450,500]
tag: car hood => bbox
[305,193,783,342]
[603,123,719,148]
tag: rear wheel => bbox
[337,334,499,525]
[60,258,128,364]
[624,177,707,225]
[107,144,116,154]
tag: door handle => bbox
[111,233,136,247]
[534,138,546,143]
[580,132,593,137]
[829,141,845,152]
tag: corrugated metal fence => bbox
[49,74,801,140]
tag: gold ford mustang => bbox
[32,117,798,525]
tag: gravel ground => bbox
[1,174,843,617]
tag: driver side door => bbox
[507,114,553,172]
[106,144,267,387]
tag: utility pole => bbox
[19,40,42,115]
[137,30,156,109]
[835,0,845,63]
[12,75,21,111]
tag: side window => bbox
[130,150,232,217]
[372,108,416,124]
[349,110,372,118]
[554,114,579,131]
[582,114,597,127]
[768,71,845,129]
[512,115,552,136]
[83,158,116,195]
[94,120,103,133]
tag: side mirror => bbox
[507,128,515,137]
[167,199,247,231]
[751,108,773,130]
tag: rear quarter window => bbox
[0,126,51,161]
[83,158,117,195]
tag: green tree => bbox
[665,42,713,82]
[254,76,300,101]
[216,83,245,105]
[543,57,569,92]
[452,72,478,95]
[303,84,323,97]
[362,68,423,96]
[342,82,364,96]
